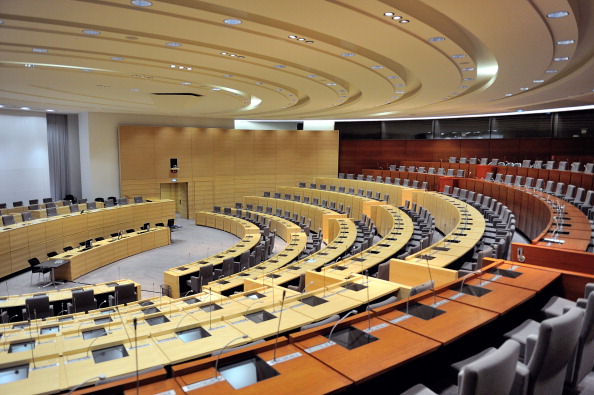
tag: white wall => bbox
[0,110,51,206]
[79,112,233,200]
[234,120,300,130]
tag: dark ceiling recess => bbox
[151,93,203,97]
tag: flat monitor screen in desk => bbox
[219,356,279,390]
[0,364,29,384]
[92,345,129,363]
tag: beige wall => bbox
[118,126,339,214]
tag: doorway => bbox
[160,182,188,219]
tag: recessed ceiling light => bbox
[505,93,513,97]
[392,16,402,20]
[274,65,286,68]
[211,88,221,91]
[46,109,55,112]
[24,64,35,68]
[395,84,405,87]
[395,91,405,94]
[130,88,140,91]
[371,65,383,69]
[170,64,176,68]
[297,38,305,41]
[182,82,191,85]
[399,19,410,23]
[462,67,475,71]
[554,56,569,61]
[305,40,314,44]
[428,37,445,42]
[307,74,317,78]
[341,53,355,57]
[255,82,264,85]
[81,69,92,72]
[0,105,4,108]
[178,66,184,69]
[384,12,394,17]
[276,88,283,91]
[546,69,558,73]
[452,54,466,59]
[166,42,182,47]
[111,56,124,61]
[20,107,30,110]
[388,76,398,79]
[327,83,337,86]
[460,86,468,89]
[557,39,575,45]
[224,19,242,25]
[220,52,228,55]
[237,56,245,59]
[520,87,529,91]
[229,54,236,57]
[186,67,192,71]
[533,79,544,83]
[288,35,297,39]
[131,0,152,6]
[463,77,474,81]
[547,11,569,18]
[32,48,48,53]
[392,96,399,99]
[223,74,233,77]
[82,30,101,35]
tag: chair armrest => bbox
[108,294,115,306]
[525,334,538,364]
[576,298,588,308]
[49,305,54,317]
[512,362,529,395]
[66,302,73,314]
[22,308,27,321]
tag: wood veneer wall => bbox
[118,126,339,214]
[339,137,594,175]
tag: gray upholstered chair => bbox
[300,314,340,331]
[108,283,138,306]
[22,295,54,320]
[67,290,97,313]
[510,307,584,395]
[541,282,594,318]
[402,339,520,395]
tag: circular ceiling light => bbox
[554,56,569,61]
[341,53,355,57]
[224,19,242,25]
[463,77,474,81]
[392,16,402,20]
[32,48,48,53]
[547,11,569,18]
[371,65,383,69]
[223,74,233,77]
[20,107,30,110]
[307,74,317,78]
[399,19,410,23]
[533,79,544,83]
[131,0,152,6]
[546,69,558,73]
[211,88,221,91]
[505,93,513,97]
[111,57,124,61]
[274,65,286,68]
[255,82,264,85]
[557,39,575,45]
[83,30,100,35]
[166,42,182,47]
[182,82,191,85]
[46,109,55,112]
[452,54,466,58]
[520,87,529,91]
[428,37,445,42]
[305,40,314,44]
[288,35,297,39]
[130,88,140,92]
[384,12,394,17]
[327,83,337,86]
[387,76,398,79]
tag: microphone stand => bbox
[328,310,358,342]
[214,335,249,378]
[273,291,287,362]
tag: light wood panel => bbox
[119,127,339,213]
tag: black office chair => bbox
[47,251,58,258]
[29,199,39,205]
[86,201,97,210]
[118,198,128,205]
[0,203,7,209]
[108,283,137,306]
[2,215,16,226]
[67,290,97,314]
[126,228,135,233]
[69,204,79,213]
[95,197,105,203]
[22,296,54,320]
[167,218,175,231]
[63,246,73,252]
[28,258,50,285]
[42,198,53,203]
[95,237,104,242]
[12,201,23,207]
[46,207,58,217]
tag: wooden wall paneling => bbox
[459,140,490,160]
[254,130,279,197]
[548,169,560,183]
[122,180,160,200]
[316,130,339,177]
[11,247,29,272]
[275,130,298,187]
[0,253,11,278]
[558,171,572,186]
[516,167,528,178]
[489,139,520,163]
[351,140,381,174]
[118,126,156,181]
[518,138,552,162]
[380,140,408,168]
[294,130,318,179]
[338,140,357,174]
[193,180,214,212]
[570,171,583,188]
[233,130,256,205]
[408,139,458,162]
[153,127,192,180]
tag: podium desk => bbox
[173,337,353,394]
[481,262,560,292]
[374,294,497,345]
[290,316,440,384]
[438,277,535,314]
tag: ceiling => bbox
[1,0,594,120]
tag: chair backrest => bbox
[567,292,594,386]
[446,169,455,176]
[584,163,594,174]
[70,204,79,213]
[2,215,16,226]
[46,207,58,217]
[72,290,97,313]
[409,280,434,296]
[526,307,584,395]
[114,283,137,305]
[300,315,340,331]
[118,197,128,205]
[200,264,214,284]
[458,339,521,395]
[24,296,53,319]
[558,161,567,170]
[13,201,23,207]
[21,212,32,222]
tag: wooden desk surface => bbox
[173,338,353,394]
[481,262,561,291]
[291,316,441,384]
[375,294,498,345]
[436,277,535,314]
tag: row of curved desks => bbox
[121,259,560,394]
[406,191,486,268]
[164,212,262,298]
[458,178,590,251]
[0,200,175,279]
[314,176,407,208]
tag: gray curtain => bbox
[47,114,70,200]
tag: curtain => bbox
[46,114,70,200]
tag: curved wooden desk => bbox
[314,176,406,207]
[0,200,175,279]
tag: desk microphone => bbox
[174,310,200,332]
[86,329,112,357]
[115,307,132,347]
[68,375,107,393]
[302,281,315,293]
[273,290,287,361]
[134,317,139,395]
[328,310,358,343]
[28,315,36,369]
[98,300,107,309]
[245,300,264,315]
[364,270,371,330]
[214,335,249,378]
[425,255,437,305]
